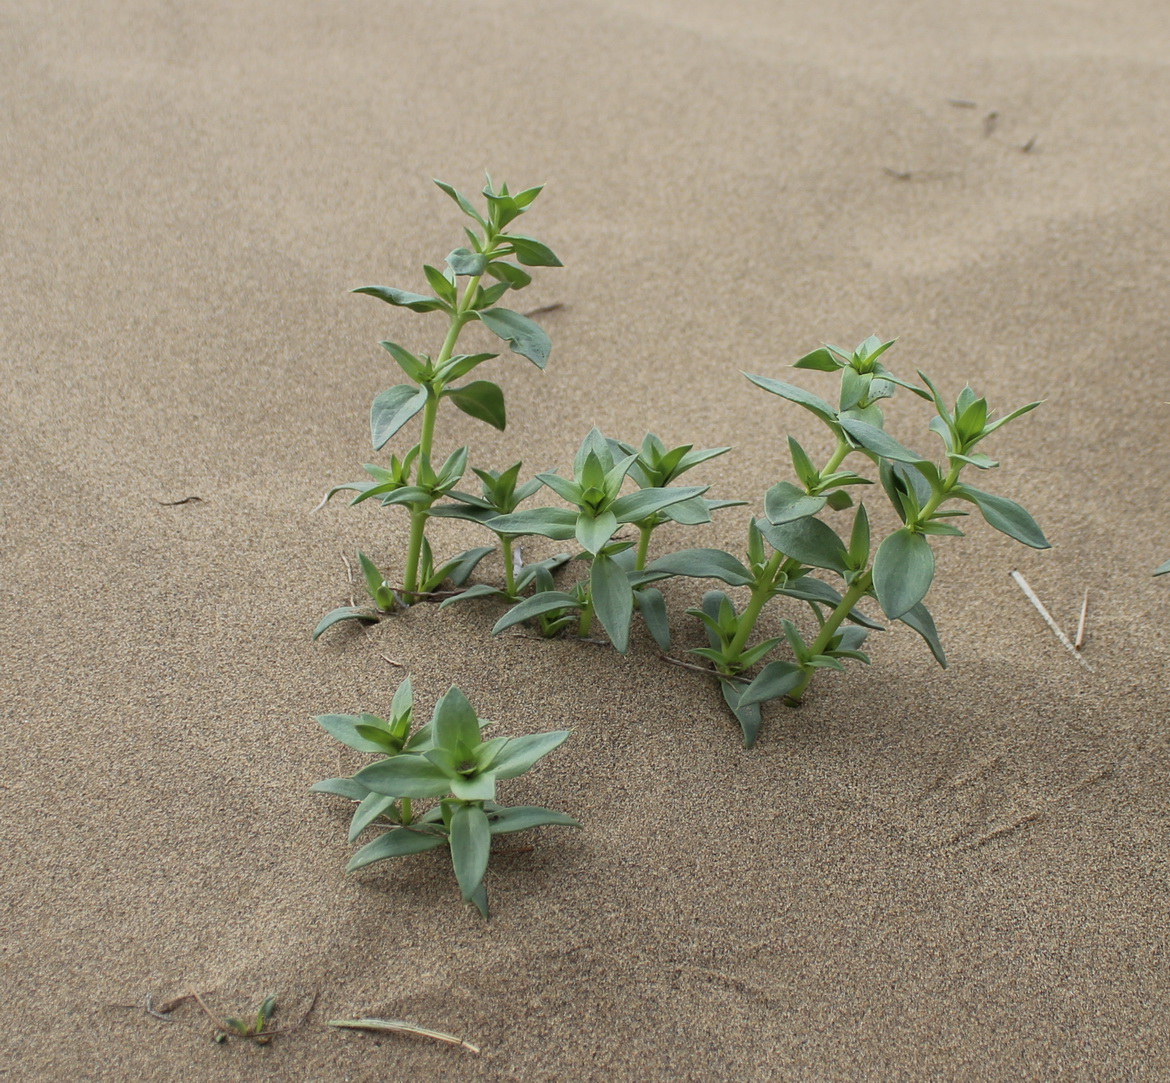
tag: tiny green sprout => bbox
[649,337,1046,746]
[210,994,278,1045]
[486,428,730,652]
[311,679,578,919]
[317,176,562,614]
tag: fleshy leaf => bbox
[873,528,935,619]
[478,307,552,368]
[370,385,429,450]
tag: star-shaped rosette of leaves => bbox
[313,682,577,919]
[485,429,710,652]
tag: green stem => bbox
[786,569,873,703]
[501,534,517,595]
[820,437,851,478]
[724,550,786,665]
[577,602,594,639]
[400,797,413,826]
[635,522,654,570]
[403,275,481,598]
[915,463,962,524]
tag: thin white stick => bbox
[1009,571,1093,671]
[1075,589,1089,651]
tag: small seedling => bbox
[317,176,562,618]
[644,337,1048,745]
[312,679,578,919]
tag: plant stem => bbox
[403,275,482,599]
[400,797,413,825]
[500,534,517,595]
[821,437,850,478]
[635,522,654,570]
[786,569,873,703]
[577,602,594,638]
[724,550,786,665]
[914,463,962,523]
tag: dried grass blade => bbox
[327,1017,481,1053]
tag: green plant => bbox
[483,428,728,652]
[318,176,561,613]
[311,678,578,919]
[643,336,1048,746]
[1155,559,1170,576]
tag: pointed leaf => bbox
[346,826,447,871]
[492,730,571,780]
[349,793,400,842]
[737,661,805,708]
[432,687,481,753]
[644,548,754,587]
[478,307,551,368]
[370,385,429,450]
[354,756,454,799]
[757,517,850,573]
[492,591,579,634]
[765,482,828,525]
[590,553,634,652]
[954,485,1050,549]
[486,260,532,289]
[610,485,707,523]
[506,234,562,267]
[899,601,947,667]
[792,347,842,372]
[311,607,381,640]
[450,804,492,903]
[446,247,488,277]
[720,679,762,749]
[744,373,838,426]
[310,777,371,801]
[838,418,926,464]
[488,507,578,539]
[487,805,581,835]
[634,587,671,651]
[352,286,449,313]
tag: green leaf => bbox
[787,436,820,490]
[348,793,399,842]
[352,285,449,313]
[488,507,578,540]
[433,178,488,228]
[492,730,571,780]
[486,260,532,289]
[432,686,481,753]
[487,805,581,835]
[422,265,457,305]
[449,773,497,802]
[838,418,926,464]
[610,485,707,524]
[354,756,454,799]
[310,777,370,801]
[743,373,838,426]
[477,307,552,368]
[848,504,870,568]
[446,247,488,277]
[446,809,489,902]
[390,676,413,726]
[441,380,505,432]
[346,826,447,871]
[792,347,842,372]
[1155,558,1170,577]
[899,601,947,667]
[765,482,827,525]
[576,510,618,555]
[436,352,500,382]
[311,607,381,640]
[634,587,671,651]
[776,577,885,630]
[379,341,428,382]
[873,528,935,619]
[720,679,762,749]
[590,554,634,652]
[507,234,563,267]
[737,661,805,708]
[492,592,580,634]
[644,548,754,587]
[954,485,1050,549]
[757,517,850,573]
[426,546,494,591]
[370,385,429,450]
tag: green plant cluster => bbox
[310,176,1052,916]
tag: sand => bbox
[3,1,1169,1079]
